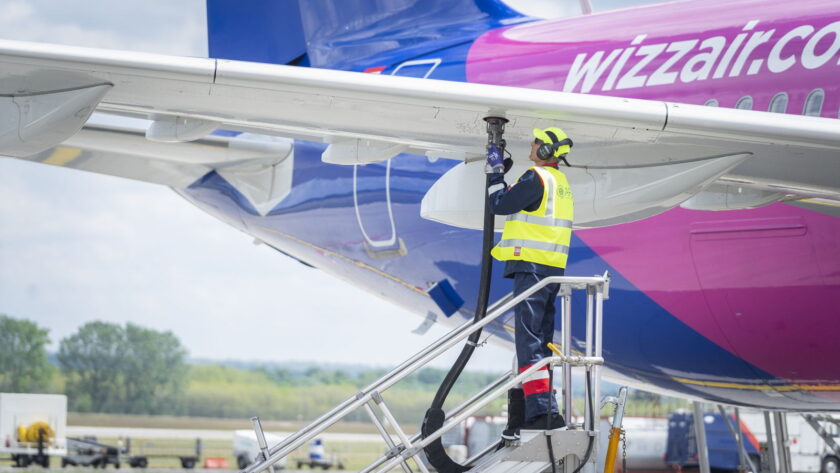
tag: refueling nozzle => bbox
[483,116,509,174]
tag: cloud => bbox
[0,0,207,56]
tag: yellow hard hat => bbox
[533,127,573,158]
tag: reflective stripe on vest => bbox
[506,213,573,228]
[497,238,570,254]
[490,166,574,268]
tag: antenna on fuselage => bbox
[579,0,593,14]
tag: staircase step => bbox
[467,429,594,473]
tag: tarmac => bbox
[0,469,355,473]
[66,426,384,443]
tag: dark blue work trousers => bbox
[513,271,562,422]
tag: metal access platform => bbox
[242,273,627,473]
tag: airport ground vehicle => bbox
[294,456,345,470]
[784,416,840,473]
[62,437,122,468]
[592,413,759,472]
[665,412,761,472]
[62,436,200,469]
[738,412,840,473]
[234,430,288,470]
[589,411,840,473]
[0,393,67,468]
[295,439,345,470]
[124,437,202,469]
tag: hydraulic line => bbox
[421,118,506,473]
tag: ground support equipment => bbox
[243,273,626,473]
[802,414,840,473]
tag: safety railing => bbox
[242,273,610,473]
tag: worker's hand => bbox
[503,157,513,174]
[486,144,504,173]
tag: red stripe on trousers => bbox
[519,364,550,396]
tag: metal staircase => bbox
[802,414,840,458]
[242,273,624,473]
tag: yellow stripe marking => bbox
[43,147,82,166]
[801,199,840,208]
[619,364,840,392]
[671,375,840,392]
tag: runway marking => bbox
[43,146,81,166]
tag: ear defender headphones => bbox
[536,130,574,166]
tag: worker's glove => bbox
[485,144,504,174]
[503,157,513,174]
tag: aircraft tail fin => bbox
[206,1,308,66]
[206,0,527,69]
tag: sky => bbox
[0,0,659,371]
[0,0,519,371]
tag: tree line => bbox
[1,315,187,414]
[0,314,503,422]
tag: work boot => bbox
[501,388,525,440]
[520,413,566,431]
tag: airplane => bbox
[1,0,839,414]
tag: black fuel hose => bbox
[421,174,496,473]
[571,370,595,473]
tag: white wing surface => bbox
[1,39,838,227]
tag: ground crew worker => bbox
[488,127,574,439]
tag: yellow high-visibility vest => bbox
[491,166,574,268]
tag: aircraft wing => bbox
[2,39,839,227]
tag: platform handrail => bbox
[242,274,609,473]
[357,370,515,473]
[370,354,604,473]
[247,292,516,471]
